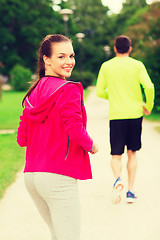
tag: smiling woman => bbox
[43,41,75,79]
[17,34,98,240]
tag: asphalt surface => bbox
[0,87,160,240]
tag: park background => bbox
[0,0,160,199]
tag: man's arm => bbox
[139,62,155,112]
[96,63,109,99]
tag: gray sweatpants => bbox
[24,172,80,240]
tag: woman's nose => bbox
[66,57,74,64]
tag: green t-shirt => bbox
[96,57,154,120]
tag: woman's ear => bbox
[43,55,51,66]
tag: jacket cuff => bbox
[87,142,93,152]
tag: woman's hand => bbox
[90,142,98,154]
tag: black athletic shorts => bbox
[110,117,143,155]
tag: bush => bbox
[71,70,96,89]
[10,64,32,91]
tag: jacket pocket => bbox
[65,137,70,160]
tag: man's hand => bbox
[143,102,151,116]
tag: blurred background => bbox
[0,0,160,106]
[0,0,160,199]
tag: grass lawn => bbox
[0,133,25,199]
[0,91,26,199]
[0,91,25,129]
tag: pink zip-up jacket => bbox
[17,76,93,180]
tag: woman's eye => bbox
[59,56,65,59]
[70,55,75,59]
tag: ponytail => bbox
[22,79,40,107]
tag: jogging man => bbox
[96,35,154,203]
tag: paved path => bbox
[0,129,16,134]
[0,87,160,240]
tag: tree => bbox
[66,0,113,76]
[124,2,160,112]
[0,0,63,75]
[53,0,114,86]
[110,0,147,36]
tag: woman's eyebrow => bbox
[58,52,75,55]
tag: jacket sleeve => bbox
[56,84,93,152]
[139,62,155,111]
[96,63,109,99]
[17,109,29,147]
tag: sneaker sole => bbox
[126,197,136,204]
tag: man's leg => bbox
[111,155,122,179]
[127,117,142,192]
[111,155,124,204]
[127,150,137,191]
[110,119,125,203]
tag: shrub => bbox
[10,64,32,91]
[71,70,96,89]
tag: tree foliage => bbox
[123,2,160,112]
[10,64,32,91]
[0,0,63,75]
[67,0,112,75]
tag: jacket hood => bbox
[24,79,82,123]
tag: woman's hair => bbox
[22,34,71,107]
[115,35,132,54]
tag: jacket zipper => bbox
[65,137,70,160]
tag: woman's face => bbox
[44,41,75,79]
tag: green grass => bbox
[0,91,25,129]
[0,91,26,199]
[0,133,25,199]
